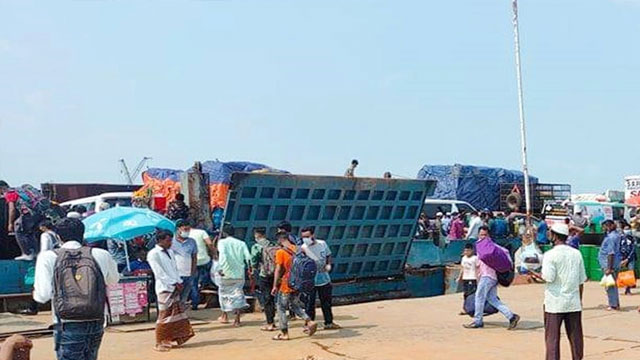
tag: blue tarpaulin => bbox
[145,161,288,184]
[416,164,538,211]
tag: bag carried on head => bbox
[476,238,513,273]
[53,247,106,321]
[287,248,317,293]
[261,243,280,277]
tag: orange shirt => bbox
[275,244,296,293]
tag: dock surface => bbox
[19,282,640,359]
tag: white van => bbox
[422,199,477,219]
[61,192,133,213]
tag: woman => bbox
[620,224,637,295]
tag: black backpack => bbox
[53,247,106,321]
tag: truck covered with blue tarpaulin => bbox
[416,164,538,211]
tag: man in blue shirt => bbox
[598,219,622,310]
[536,215,550,245]
[171,219,198,307]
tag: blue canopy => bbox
[83,206,175,243]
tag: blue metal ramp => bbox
[223,173,435,282]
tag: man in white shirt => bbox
[32,218,119,360]
[147,229,194,352]
[530,223,587,360]
[188,226,213,311]
[466,212,483,240]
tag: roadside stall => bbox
[83,206,175,325]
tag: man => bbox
[166,193,190,221]
[599,219,622,310]
[188,225,213,310]
[448,213,464,241]
[147,229,194,352]
[107,239,128,273]
[0,181,17,235]
[465,212,483,240]
[277,220,302,245]
[32,218,119,360]
[344,159,358,177]
[271,233,317,340]
[441,212,452,238]
[536,215,550,245]
[300,227,340,330]
[464,226,520,330]
[171,219,198,307]
[250,227,279,331]
[530,223,586,360]
[572,209,588,229]
[416,213,429,240]
[489,212,509,240]
[216,223,251,326]
[433,213,443,246]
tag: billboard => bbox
[624,175,640,205]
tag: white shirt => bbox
[148,245,182,295]
[301,239,332,286]
[466,216,483,239]
[39,231,59,253]
[189,228,211,266]
[33,241,120,323]
[461,255,478,280]
[541,244,587,313]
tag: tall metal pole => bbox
[512,0,532,222]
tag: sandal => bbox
[272,333,289,341]
[261,325,277,332]
[154,344,171,352]
[307,322,318,336]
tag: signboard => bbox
[107,278,149,323]
[625,175,640,205]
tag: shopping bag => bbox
[600,274,616,288]
[616,270,636,288]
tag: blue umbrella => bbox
[83,206,175,243]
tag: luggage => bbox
[476,238,513,273]
[497,269,515,287]
[53,247,106,321]
[287,248,317,293]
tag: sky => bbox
[1,0,639,194]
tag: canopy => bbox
[83,206,175,243]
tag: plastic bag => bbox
[600,274,616,288]
[617,270,636,288]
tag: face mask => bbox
[180,231,190,238]
[302,237,313,245]
[624,230,632,236]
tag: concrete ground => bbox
[19,282,640,360]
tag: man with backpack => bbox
[300,227,340,330]
[271,232,317,340]
[250,227,280,331]
[463,226,520,330]
[32,217,119,360]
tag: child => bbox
[458,243,478,315]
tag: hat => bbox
[445,212,451,216]
[601,219,614,225]
[550,223,569,236]
[436,212,443,217]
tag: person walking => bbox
[458,243,478,315]
[147,229,195,352]
[300,227,341,330]
[271,233,317,340]
[463,226,520,330]
[529,223,586,360]
[250,227,279,331]
[188,226,213,310]
[620,224,636,296]
[171,220,198,308]
[32,218,119,360]
[599,219,622,310]
[216,223,251,326]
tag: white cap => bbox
[550,223,569,236]
[66,211,81,219]
[436,212,443,217]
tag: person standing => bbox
[166,193,190,221]
[441,212,452,238]
[32,218,119,360]
[433,213,443,246]
[188,226,213,310]
[620,224,636,296]
[463,227,520,330]
[300,227,341,330]
[171,220,198,308]
[448,213,465,241]
[147,229,194,352]
[344,159,359,177]
[458,243,478,315]
[599,219,622,310]
[489,213,509,240]
[572,209,588,229]
[466,212,483,240]
[250,227,279,331]
[216,223,251,326]
[107,239,128,273]
[530,223,586,360]
[271,233,317,341]
[536,215,550,245]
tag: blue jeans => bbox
[54,320,104,360]
[190,262,212,309]
[276,292,310,332]
[604,268,620,308]
[473,276,514,326]
[180,276,194,307]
